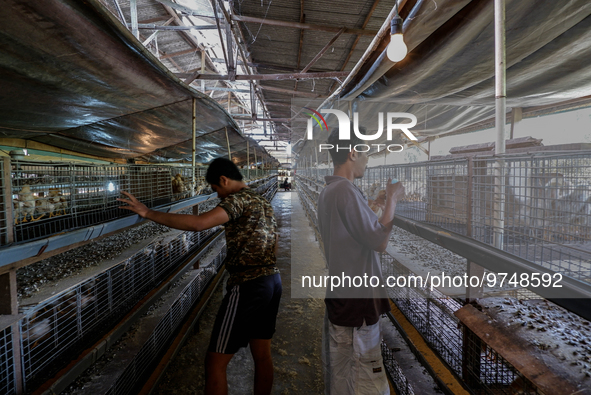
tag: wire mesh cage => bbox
[381,340,415,395]
[105,262,222,395]
[381,253,464,375]
[3,161,233,246]
[0,325,16,395]
[11,161,76,243]
[473,153,591,281]
[462,326,541,395]
[18,227,220,391]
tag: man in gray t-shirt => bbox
[317,128,404,394]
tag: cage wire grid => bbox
[381,340,415,395]
[462,327,542,395]
[0,325,16,395]
[297,151,591,282]
[8,176,277,393]
[381,253,543,394]
[294,153,585,394]
[17,226,220,391]
[105,263,223,395]
[4,160,277,246]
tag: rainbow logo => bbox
[303,107,328,131]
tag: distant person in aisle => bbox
[317,128,405,395]
[118,157,282,395]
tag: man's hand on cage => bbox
[117,191,150,218]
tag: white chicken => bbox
[48,188,67,216]
[35,192,56,219]
[18,185,44,223]
[12,199,25,224]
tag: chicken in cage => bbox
[13,185,43,224]
[34,192,56,219]
[171,173,189,197]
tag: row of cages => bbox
[0,159,278,246]
[295,169,574,395]
[0,176,279,394]
[381,340,416,395]
[381,253,541,395]
[295,181,537,394]
[106,251,226,395]
[0,225,223,393]
[296,151,591,283]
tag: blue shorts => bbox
[209,273,282,354]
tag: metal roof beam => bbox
[258,85,327,98]
[233,117,291,122]
[294,0,306,92]
[154,0,215,18]
[231,15,378,36]
[161,48,199,59]
[176,71,348,81]
[340,0,382,72]
[137,24,218,30]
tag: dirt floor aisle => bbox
[153,191,326,394]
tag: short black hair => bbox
[327,124,366,166]
[206,157,243,185]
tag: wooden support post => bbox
[2,157,14,245]
[0,271,17,315]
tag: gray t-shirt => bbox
[317,175,391,327]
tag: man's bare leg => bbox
[205,351,234,395]
[249,339,274,395]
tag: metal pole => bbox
[254,147,258,179]
[192,98,197,196]
[225,127,232,160]
[247,139,250,180]
[130,0,139,39]
[201,49,206,92]
[314,140,319,182]
[493,0,506,250]
[466,157,484,301]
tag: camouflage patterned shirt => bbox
[217,188,279,286]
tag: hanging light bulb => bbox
[387,12,407,62]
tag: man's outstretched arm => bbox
[117,191,229,232]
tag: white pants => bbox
[322,312,390,395]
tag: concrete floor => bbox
[153,191,326,394]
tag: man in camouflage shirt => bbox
[119,158,281,395]
[219,185,279,288]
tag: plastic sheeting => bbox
[328,0,591,140]
[0,0,274,165]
